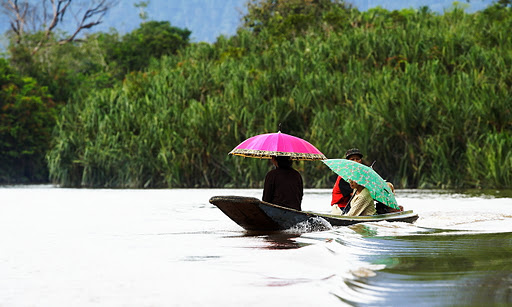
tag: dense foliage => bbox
[0,59,56,183]
[45,1,512,189]
[96,21,191,78]
[3,0,512,189]
[8,34,112,104]
[1,19,192,185]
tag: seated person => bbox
[375,182,404,214]
[330,175,352,215]
[262,156,303,211]
[343,180,376,216]
[331,148,364,214]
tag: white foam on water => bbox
[286,216,333,233]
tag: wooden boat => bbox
[210,195,419,231]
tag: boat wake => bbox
[286,217,333,233]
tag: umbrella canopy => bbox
[229,132,326,161]
[322,159,400,210]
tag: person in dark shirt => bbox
[262,156,303,211]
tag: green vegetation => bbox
[96,21,191,79]
[0,59,56,183]
[2,0,512,188]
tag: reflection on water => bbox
[1,187,511,306]
[349,224,379,237]
[243,232,306,250]
[397,188,512,199]
[338,231,512,306]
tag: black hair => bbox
[275,156,293,168]
[345,148,363,159]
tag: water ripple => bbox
[332,231,512,306]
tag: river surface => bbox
[0,186,511,306]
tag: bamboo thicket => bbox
[47,5,512,188]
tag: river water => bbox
[0,186,511,306]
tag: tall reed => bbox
[48,5,512,188]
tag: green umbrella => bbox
[323,159,400,210]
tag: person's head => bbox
[272,156,293,169]
[387,182,395,194]
[345,148,363,163]
[349,179,363,190]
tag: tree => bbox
[0,58,56,183]
[242,0,352,38]
[6,31,114,104]
[496,0,512,7]
[134,0,150,22]
[97,21,191,77]
[0,0,119,55]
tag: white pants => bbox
[330,205,343,215]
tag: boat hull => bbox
[210,195,419,231]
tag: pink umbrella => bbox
[229,132,326,161]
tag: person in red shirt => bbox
[330,148,364,214]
